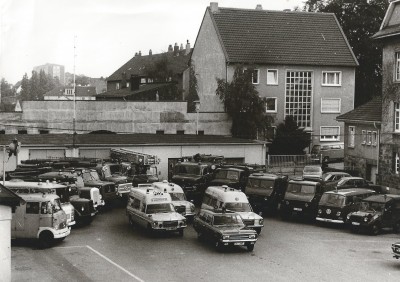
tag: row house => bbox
[191,2,358,146]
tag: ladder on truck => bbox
[110,149,159,165]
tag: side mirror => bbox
[147,214,152,218]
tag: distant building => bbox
[33,63,65,85]
[43,86,97,101]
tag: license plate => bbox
[293,207,302,211]
[234,242,245,246]
[352,222,360,226]
[166,227,176,230]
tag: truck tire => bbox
[247,244,255,252]
[39,231,54,249]
[370,224,380,235]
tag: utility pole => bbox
[73,35,77,152]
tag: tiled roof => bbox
[372,24,400,40]
[336,96,381,123]
[44,86,97,97]
[96,83,171,98]
[0,134,262,146]
[209,7,358,67]
[0,185,24,207]
[107,50,192,82]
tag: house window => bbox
[197,130,204,135]
[285,71,312,128]
[267,69,278,85]
[348,126,355,148]
[18,129,27,134]
[116,83,120,90]
[0,130,5,134]
[396,153,400,174]
[321,98,341,113]
[367,131,372,145]
[322,71,341,86]
[395,102,400,132]
[39,130,49,134]
[362,130,366,144]
[266,98,277,113]
[65,89,73,95]
[126,82,130,88]
[320,126,340,141]
[141,78,146,84]
[156,130,164,135]
[396,52,400,81]
[266,126,276,139]
[177,130,184,135]
[252,69,259,84]
[372,131,378,146]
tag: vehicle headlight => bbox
[364,217,368,222]
[305,203,309,208]
[336,211,341,216]
[99,195,102,200]
[318,209,322,214]
[153,221,158,227]
[222,235,229,240]
[81,207,85,211]
[249,234,256,239]
[258,219,263,225]
[347,214,351,220]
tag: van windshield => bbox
[225,202,252,212]
[287,183,316,194]
[319,194,345,207]
[174,164,201,176]
[52,198,62,212]
[146,203,174,214]
[360,201,385,212]
[170,193,186,201]
[215,170,239,180]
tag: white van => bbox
[311,142,344,163]
[201,186,264,234]
[151,180,196,221]
[126,187,187,236]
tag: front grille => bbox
[105,184,116,193]
[91,189,100,205]
[229,234,251,240]
[242,219,255,226]
[163,221,178,228]
[350,215,364,223]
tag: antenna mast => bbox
[73,35,77,136]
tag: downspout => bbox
[374,122,380,180]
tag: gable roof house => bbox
[43,86,97,101]
[370,0,400,189]
[104,43,192,101]
[191,2,358,146]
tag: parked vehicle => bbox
[316,188,376,225]
[4,181,76,227]
[347,194,400,235]
[193,208,258,251]
[280,179,334,220]
[245,173,288,214]
[392,242,400,259]
[302,165,323,181]
[201,185,263,234]
[126,187,187,236]
[310,142,344,163]
[10,190,70,248]
[79,169,118,205]
[321,172,351,183]
[151,180,196,221]
[94,162,133,198]
[325,177,389,194]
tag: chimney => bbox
[149,49,152,55]
[138,51,142,56]
[180,43,183,51]
[135,52,138,57]
[168,44,173,53]
[210,2,218,13]
[185,40,191,55]
[173,43,179,56]
[130,75,140,91]
[256,4,263,10]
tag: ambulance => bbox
[126,187,187,236]
[151,180,196,221]
[201,185,264,234]
[11,191,70,248]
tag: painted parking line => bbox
[54,245,144,282]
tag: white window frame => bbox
[321,98,341,113]
[396,152,400,174]
[126,82,130,88]
[265,97,277,113]
[116,83,120,90]
[266,69,278,85]
[361,130,366,145]
[372,131,378,146]
[395,102,400,132]
[367,131,372,145]
[348,126,355,148]
[396,52,400,82]
[252,69,260,84]
[320,126,340,142]
[322,71,342,86]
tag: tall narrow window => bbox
[396,52,400,81]
[348,126,355,148]
[252,69,259,84]
[267,69,278,85]
[367,131,372,145]
[396,153,400,174]
[372,131,378,146]
[361,130,366,144]
[266,98,277,113]
[395,102,400,132]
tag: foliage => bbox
[187,63,199,112]
[269,116,311,155]
[216,65,271,139]
[1,78,16,98]
[19,71,62,101]
[302,0,389,106]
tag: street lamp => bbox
[194,100,200,135]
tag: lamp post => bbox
[194,100,200,135]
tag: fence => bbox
[266,154,317,176]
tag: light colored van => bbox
[201,185,264,234]
[311,142,344,163]
[126,187,187,236]
[151,180,196,221]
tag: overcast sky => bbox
[0,0,306,84]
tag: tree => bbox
[269,116,311,155]
[1,78,15,98]
[187,63,199,112]
[19,73,30,100]
[216,65,271,139]
[302,0,389,106]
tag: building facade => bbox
[191,3,358,146]
[33,63,65,85]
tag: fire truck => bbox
[110,149,160,187]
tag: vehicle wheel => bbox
[178,229,184,237]
[350,226,359,233]
[215,241,223,251]
[247,244,255,252]
[393,221,400,233]
[280,211,290,220]
[370,224,380,235]
[39,231,54,249]
[255,228,262,235]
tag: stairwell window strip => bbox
[252,69,260,84]
[372,131,378,146]
[396,153,400,174]
[348,126,355,148]
[362,130,366,144]
[396,52,400,81]
[395,102,400,132]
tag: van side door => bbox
[24,201,41,238]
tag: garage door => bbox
[29,149,66,159]
[79,149,110,159]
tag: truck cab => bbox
[79,169,118,205]
[95,163,133,197]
